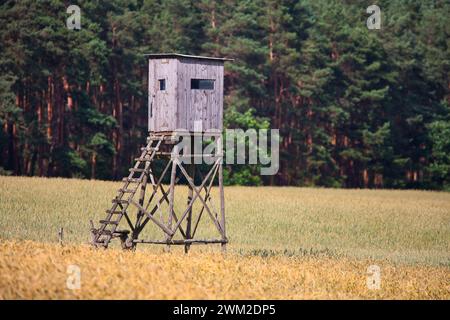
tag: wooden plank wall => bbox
[149,58,224,133]
[149,58,178,132]
[148,59,154,131]
[177,59,223,132]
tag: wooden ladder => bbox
[90,135,164,248]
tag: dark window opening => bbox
[159,79,166,91]
[191,79,214,90]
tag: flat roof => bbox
[144,53,233,62]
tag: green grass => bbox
[0,176,449,265]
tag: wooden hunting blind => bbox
[147,54,231,133]
[91,53,232,252]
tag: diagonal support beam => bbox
[158,183,187,238]
[177,160,223,235]
[117,203,135,232]
[139,180,187,238]
[192,163,220,238]
[135,159,172,230]
[95,134,227,250]
[131,200,173,236]
[168,159,222,239]
[134,160,186,238]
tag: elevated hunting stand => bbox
[90,54,232,252]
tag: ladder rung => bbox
[99,220,119,225]
[130,168,146,173]
[106,210,122,214]
[135,157,151,161]
[99,229,130,237]
[192,154,218,158]
[112,199,128,204]
[148,136,165,141]
[140,147,159,152]
[122,178,141,183]
[118,188,135,193]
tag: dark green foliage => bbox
[427,120,450,189]
[0,0,448,189]
[224,107,269,185]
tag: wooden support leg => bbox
[166,156,177,251]
[185,162,195,253]
[219,160,226,253]
[131,164,150,249]
[95,134,228,251]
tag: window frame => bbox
[158,79,166,91]
[191,79,215,90]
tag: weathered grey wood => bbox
[92,133,227,251]
[131,161,150,244]
[148,56,226,133]
[133,239,227,245]
[219,160,227,253]
[135,159,173,232]
[168,158,220,238]
[166,151,178,246]
[191,163,220,238]
[92,136,162,247]
[149,58,178,132]
[58,227,64,246]
[148,60,155,131]
[93,66,228,250]
[177,160,223,236]
[185,162,195,253]
[136,180,187,238]
[130,200,173,236]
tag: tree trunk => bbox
[112,78,123,180]
[91,152,97,179]
[46,76,54,176]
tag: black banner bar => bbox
[0,300,446,319]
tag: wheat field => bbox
[0,240,449,299]
[0,176,449,299]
